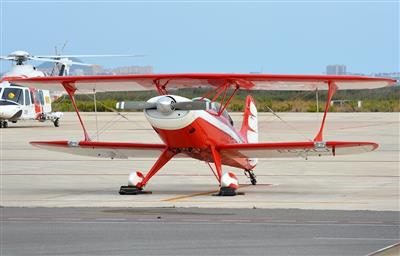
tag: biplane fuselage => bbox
[145,95,253,170]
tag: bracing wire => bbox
[266,106,312,142]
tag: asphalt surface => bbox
[2,112,399,210]
[1,207,399,256]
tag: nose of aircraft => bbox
[0,105,22,119]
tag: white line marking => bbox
[53,218,82,221]
[307,220,338,223]
[315,237,399,241]
[182,219,210,222]
[6,218,40,221]
[366,242,400,256]
[95,218,127,221]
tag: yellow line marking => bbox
[162,184,253,202]
[163,190,218,202]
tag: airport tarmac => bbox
[1,207,399,256]
[0,112,399,210]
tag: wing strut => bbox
[314,81,337,142]
[202,80,240,116]
[63,82,91,141]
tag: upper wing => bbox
[8,73,395,93]
[217,141,378,159]
[31,140,168,159]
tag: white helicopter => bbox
[0,50,138,128]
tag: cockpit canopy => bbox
[192,97,234,126]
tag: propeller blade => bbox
[173,101,210,110]
[116,101,157,110]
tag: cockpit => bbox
[192,97,234,126]
[0,85,34,106]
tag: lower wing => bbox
[217,141,378,159]
[30,141,168,159]
[31,140,378,160]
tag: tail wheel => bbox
[53,118,60,127]
[244,170,257,185]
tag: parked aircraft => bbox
[12,73,396,195]
[0,50,139,128]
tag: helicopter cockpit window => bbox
[1,87,24,105]
[38,90,45,105]
[35,90,45,105]
[30,91,34,104]
[24,89,30,106]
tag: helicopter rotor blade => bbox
[28,57,93,66]
[33,54,146,59]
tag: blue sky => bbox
[0,0,398,74]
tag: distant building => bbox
[105,66,153,75]
[326,65,347,75]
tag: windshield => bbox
[1,87,24,105]
[192,97,234,126]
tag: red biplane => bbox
[13,74,396,195]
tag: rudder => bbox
[240,95,258,143]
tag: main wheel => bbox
[2,121,8,128]
[218,172,239,196]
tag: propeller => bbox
[116,97,210,114]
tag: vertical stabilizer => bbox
[240,95,258,167]
[240,95,258,143]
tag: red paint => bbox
[29,88,42,118]
[314,81,337,141]
[63,82,91,141]
[240,95,256,139]
[12,73,396,88]
[137,149,175,188]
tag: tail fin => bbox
[240,95,258,143]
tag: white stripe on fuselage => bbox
[196,111,244,144]
[145,108,244,144]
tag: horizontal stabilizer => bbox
[217,141,378,159]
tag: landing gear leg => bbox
[119,149,176,195]
[244,169,257,185]
[209,146,239,196]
